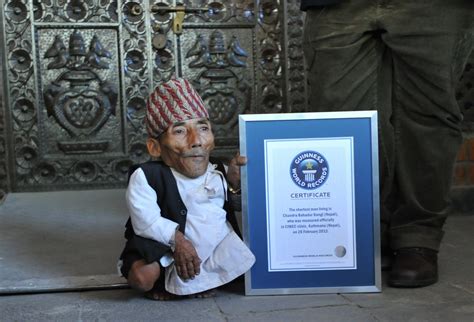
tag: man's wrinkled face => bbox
[147,118,215,178]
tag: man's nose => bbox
[188,128,202,148]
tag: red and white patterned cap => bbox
[146,78,209,137]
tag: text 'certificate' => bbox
[265,138,356,272]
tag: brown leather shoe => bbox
[388,247,438,288]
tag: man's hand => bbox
[226,153,247,192]
[173,231,201,280]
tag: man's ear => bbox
[146,138,161,158]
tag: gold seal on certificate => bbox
[334,245,347,258]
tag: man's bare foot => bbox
[187,289,216,299]
[144,288,216,300]
[144,289,177,301]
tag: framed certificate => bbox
[239,111,381,295]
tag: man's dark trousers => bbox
[303,0,474,251]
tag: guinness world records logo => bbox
[290,150,329,189]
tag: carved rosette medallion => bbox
[0,0,312,192]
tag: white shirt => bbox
[126,163,255,295]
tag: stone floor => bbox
[0,188,472,321]
[1,224,473,322]
[0,189,474,322]
[0,190,127,293]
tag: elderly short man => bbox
[118,78,255,300]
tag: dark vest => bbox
[124,158,241,257]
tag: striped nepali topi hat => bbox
[146,78,209,137]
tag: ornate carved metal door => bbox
[0,0,306,193]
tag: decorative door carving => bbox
[0,0,307,192]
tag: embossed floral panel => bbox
[0,0,307,192]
